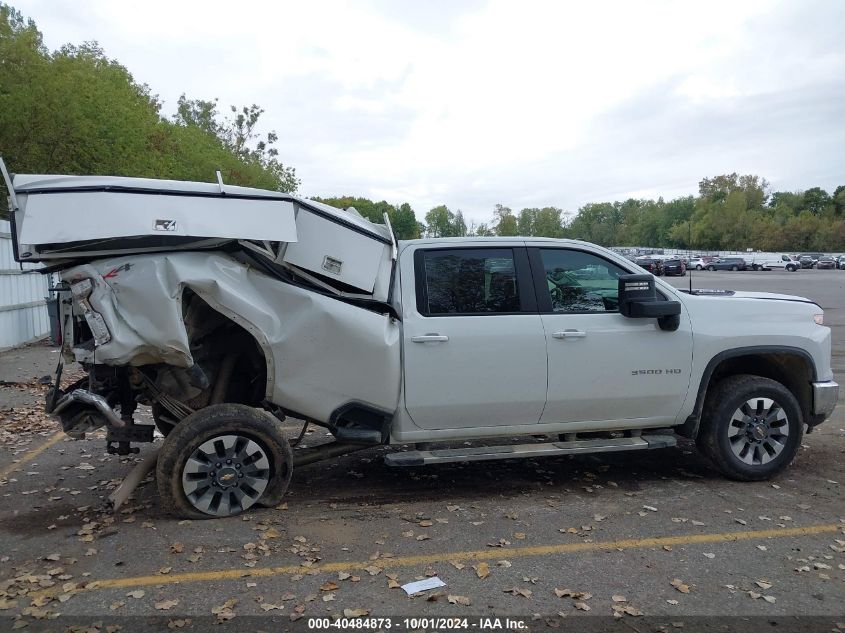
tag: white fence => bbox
[0,219,52,348]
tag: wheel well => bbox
[680,351,814,438]
[183,290,268,407]
[146,290,268,422]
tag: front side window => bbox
[420,249,522,315]
[539,249,627,313]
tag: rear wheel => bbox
[697,375,802,481]
[731,265,738,271]
[707,265,715,271]
[156,403,293,518]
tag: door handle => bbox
[411,334,449,343]
[552,329,586,339]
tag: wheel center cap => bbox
[216,467,238,487]
[751,425,767,440]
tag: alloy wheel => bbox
[181,434,270,516]
[726,397,789,466]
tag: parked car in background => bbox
[663,258,686,276]
[635,257,664,275]
[747,253,800,272]
[816,256,837,270]
[839,255,845,270]
[688,256,715,270]
[706,257,747,271]
[799,255,816,269]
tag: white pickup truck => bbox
[4,167,839,518]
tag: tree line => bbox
[321,175,845,251]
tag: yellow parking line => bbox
[0,431,65,480]
[60,522,842,594]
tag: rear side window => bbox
[419,249,522,315]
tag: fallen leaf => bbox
[703,553,715,559]
[504,587,532,598]
[321,594,335,602]
[260,603,284,612]
[642,505,658,512]
[211,598,237,622]
[344,608,370,617]
[364,565,381,576]
[155,599,179,610]
[419,520,433,527]
[612,595,626,602]
[338,572,351,581]
[756,581,773,590]
[671,579,690,594]
[126,590,145,599]
[474,562,490,579]
[763,595,776,603]
[320,581,338,592]
[416,534,430,541]
[170,543,184,554]
[574,601,591,611]
[448,595,472,606]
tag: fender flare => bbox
[677,345,817,438]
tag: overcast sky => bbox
[15,0,845,223]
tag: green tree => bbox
[0,4,298,217]
[800,187,832,215]
[493,204,518,236]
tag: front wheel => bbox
[696,264,703,270]
[697,375,803,481]
[707,265,715,271]
[156,403,293,518]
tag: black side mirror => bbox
[618,274,681,331]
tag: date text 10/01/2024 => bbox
[307,617,528,630]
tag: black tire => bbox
[707,265,715,271]
[731,265,738,271]
[751,264,759,271]
[696,375,803,481]
[696,265,703,270]
[156,403,293,519]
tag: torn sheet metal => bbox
[61,252,402,425]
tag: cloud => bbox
[15,0,845,223]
